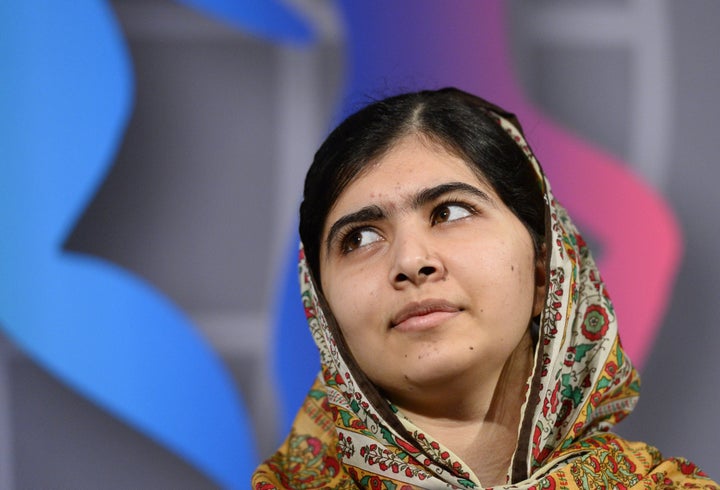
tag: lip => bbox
[391,299,462,331]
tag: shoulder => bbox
[555,434,719,489]
[252,378,355,489]
[252,426,353,490]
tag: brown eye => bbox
[341,228,382,253]
[432,203,472,225]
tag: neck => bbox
[394,331,534,487]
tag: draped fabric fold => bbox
[253,106,717,489]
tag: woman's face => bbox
[319,134,546,403]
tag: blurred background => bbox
[2,0,719,488]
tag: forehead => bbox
[327,135,491,218]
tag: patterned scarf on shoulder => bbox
[253,108,717,490]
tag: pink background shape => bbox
[339,0,682,368]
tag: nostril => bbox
[419,266,436,276]
[395,272,410,282]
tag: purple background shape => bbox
[275,0,680,436]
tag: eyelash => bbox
[431,199,478,224]
[336,226,380,255]
[335,199,479,255]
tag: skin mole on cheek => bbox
[469,346,474,350]
[511,265,515,271]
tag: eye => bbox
[340,228,382,253]
[431,203,473,225]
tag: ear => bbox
[532,243,548,317]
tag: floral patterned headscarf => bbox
[253,97,717,489]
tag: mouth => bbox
[391,299,462,331]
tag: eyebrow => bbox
[411,181,493,209]
[324,181,494,254]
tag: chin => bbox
[400,350,479,388]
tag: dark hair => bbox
[299,87,546,282]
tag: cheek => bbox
[324,265,381,336]
[459,240,528,285]
[327,279,387,375]
[462,240,537,314]
[508,247,538,301]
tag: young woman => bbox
[253,88,717,489]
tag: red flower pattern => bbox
[581,305,610,341]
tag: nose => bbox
[388,230,445,287]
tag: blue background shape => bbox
[177,0,314,44]
[0,0,321,486]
